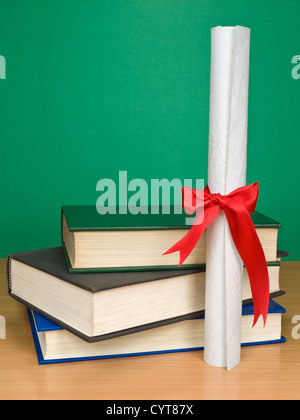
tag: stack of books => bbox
[7,206,287,364]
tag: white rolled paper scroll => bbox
[204,26,251,370]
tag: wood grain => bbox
[0,259,299,400]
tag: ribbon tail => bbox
[223,201,270,327]
[163,205,221,267]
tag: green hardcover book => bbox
[8,247,284,343]
[62,206,281,273]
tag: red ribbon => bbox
[164,182,269,327]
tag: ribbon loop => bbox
[164,182,269,327]
[209,193,221,205]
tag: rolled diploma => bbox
[204,26,251,370]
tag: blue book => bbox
[28,300,286,365]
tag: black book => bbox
[7,247,285,343]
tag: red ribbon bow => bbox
[164,182,269,327]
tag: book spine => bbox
[7,256,12,293]
[61,207,64,244]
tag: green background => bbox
[0,0,299,259]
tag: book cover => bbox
[62,206,282,232]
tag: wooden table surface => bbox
[0,259,299,400]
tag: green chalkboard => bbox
[0,0,299,259]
